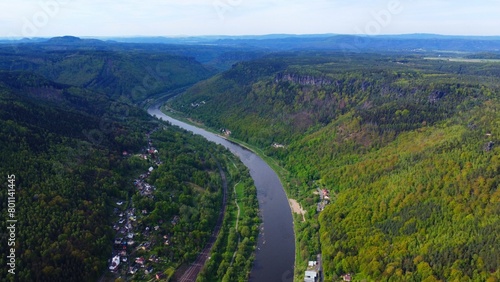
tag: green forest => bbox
[0,51,257,281]
[0,70,152,281]
[1,36,500,282]
[0,43,214,103]
[170,53,500,281]
[196,154,260,282]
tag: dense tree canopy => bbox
[170,53,500,281]
[0,69,256,281]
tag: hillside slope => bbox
[0,42,214,103]
[0,70,153,281]
[0,70,249,281]
[170,53,500,280]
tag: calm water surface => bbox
[148,105,295,282]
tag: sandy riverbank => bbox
[289,199,306,222]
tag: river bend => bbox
[147,104,295,282]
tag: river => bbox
[147,103,295,282]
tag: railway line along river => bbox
[148,102,295,282]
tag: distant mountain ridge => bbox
[2,34,500,53]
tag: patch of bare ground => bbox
[289,199,306,222]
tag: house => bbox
[342,273,352,281]
[145,266,154,275]
[156,272,166,280]
[304,270,318,282]
[135,256,146,266]
[129,266,138,274]
[109,255,120,272]
[171,215,180,225]
[304,256,321,282]
[139,241,152,250]
[272,143,286,149]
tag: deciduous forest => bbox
[0,44,258,281]
[1,36,500,282]
[170,53,500,281]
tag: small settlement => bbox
[303,185,333,282]
[107,127,169,281]
[316,187,331,212]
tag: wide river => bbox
[148,103,295,282]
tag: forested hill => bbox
[0,69,251,281]
[0,70,153,280]
[0,41,214,103]
[170,53,500,280]
[170,53,500,146]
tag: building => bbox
[304,270,318,282]
[342,273,352,281]
[304,256,322,282]
[109,255,120,272]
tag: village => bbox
[107,127,172,281]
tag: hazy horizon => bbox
[1,0,500,38]
[4,32,500,41]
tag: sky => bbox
[1,0,500,38]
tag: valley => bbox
[0,35,499,281]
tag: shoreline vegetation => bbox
[150,100,261,282]
[2,38,499,281]
[157,103,306,281]
[164,54,500,281]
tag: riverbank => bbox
[148,102,295,282]
[289,199,306,222]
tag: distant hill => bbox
[3,34,500,54]
[0,44,214,103]
[86,34,500,53]
[209,34,500,52]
